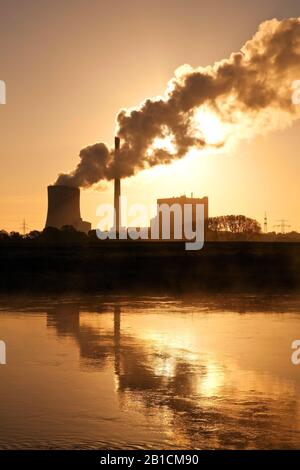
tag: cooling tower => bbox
[45,185,91,234]
[114,137,121,234]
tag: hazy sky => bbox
[0,0,299,232]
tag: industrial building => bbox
[45,185,91,234]
[152,194,209,240]
[45,136,208,240]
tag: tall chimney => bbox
[114,136,121,235]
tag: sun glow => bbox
[143,107,237,172]
[147,134,176,157]
[193,108,229,145]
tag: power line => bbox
[273,219,291,234]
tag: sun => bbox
[193,108,228,145]
[147,134,176,156]
[146,108,230,160]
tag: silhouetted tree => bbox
[40,226,62,242]
[0,230,9,241]
[9,231,23,241]
[208,217,222,232]
[87,229,98,241]
[225,215,261,234]
[40,226,87,243]
[26,230,41,240]
[208,215,261,234]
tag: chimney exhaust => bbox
[114,136,121,235]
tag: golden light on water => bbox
[198,361,225,397]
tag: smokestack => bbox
[114,137,121,235]
[45,185,91,234]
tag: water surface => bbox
[0,294,300,449]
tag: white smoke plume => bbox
[55,17,300,188]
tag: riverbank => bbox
[0,241,300,293]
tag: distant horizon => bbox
[0,185,298,234]
[0,0,300,233]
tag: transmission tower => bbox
[20,219,30,235]
[264,212,268,233]
[273,219,291,234]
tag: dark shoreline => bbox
[1,241,300,294]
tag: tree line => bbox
[208,215,261,234]
[0,215,299,242]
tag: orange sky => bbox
[0,0,300,232]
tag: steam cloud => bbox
[55,17,300,188]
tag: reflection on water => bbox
[0,295,300,449]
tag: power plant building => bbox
[154,194,209,240]
[45,185,91,234]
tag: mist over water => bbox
[1,294,300,449]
